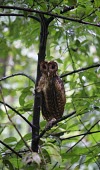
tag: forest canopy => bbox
[0,0,100,170]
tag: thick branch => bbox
[0,72,35,83]
[60,63,100,78]
[0,5,100,27]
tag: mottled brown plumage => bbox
[37,61,66,122]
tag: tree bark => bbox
[31,14,49,152]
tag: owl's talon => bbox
[45,118,56,130]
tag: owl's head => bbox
[40,61,48,75]
[48,61,58,76]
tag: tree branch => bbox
[0,72,35,83]
[38,111,76,139]
[37,109,98,140]
[60,63,100,78]
[0,5,100,27]
[66,120,100,153]
[1,149,30,157]
[81,9,97,20]
[0,13,40,22]
[61,130,100,140]
[31,14,51,152]
[0,140,22,158]
[0,86,32,152]
[0,101,37,129]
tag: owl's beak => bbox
[48,72,50,76]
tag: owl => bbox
[37,61,66,123]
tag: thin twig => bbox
[0,101,37,129]
[0,85,32,152]
[0,72,35,83]
[60,130,100,140]
[0,140,22,158]
[60,63,100,78]
[0,13,40,22]
[66,120,100,153]
[82,9,97,20]
[1,149,30,157]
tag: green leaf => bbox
[75,39,81,47]
[43,143,62,166]
[23,132,32,141]
[1,0,100,168]
[9,157,23,169]
[3,159,14,170]
[95,11,100,19]
[94,0,100,7]
[68,0,77,6]
[19,86,32,106]
[3,137,17,144]
[15,139,25,151]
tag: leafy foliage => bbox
[0,0,100,169]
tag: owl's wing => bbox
[41,76,66,121]
[53,76,66,116]
[53,76,66,104]
[41,91,53,121]
[43,76,66,120]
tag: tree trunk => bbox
[31,14,49,152]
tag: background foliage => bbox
[0,0,100,169]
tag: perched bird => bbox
[37,60,66,123]
[37,61,48,93]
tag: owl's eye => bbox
[43,64,47,69]
[51,65,55,69]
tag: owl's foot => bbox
[45,118,56,130]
